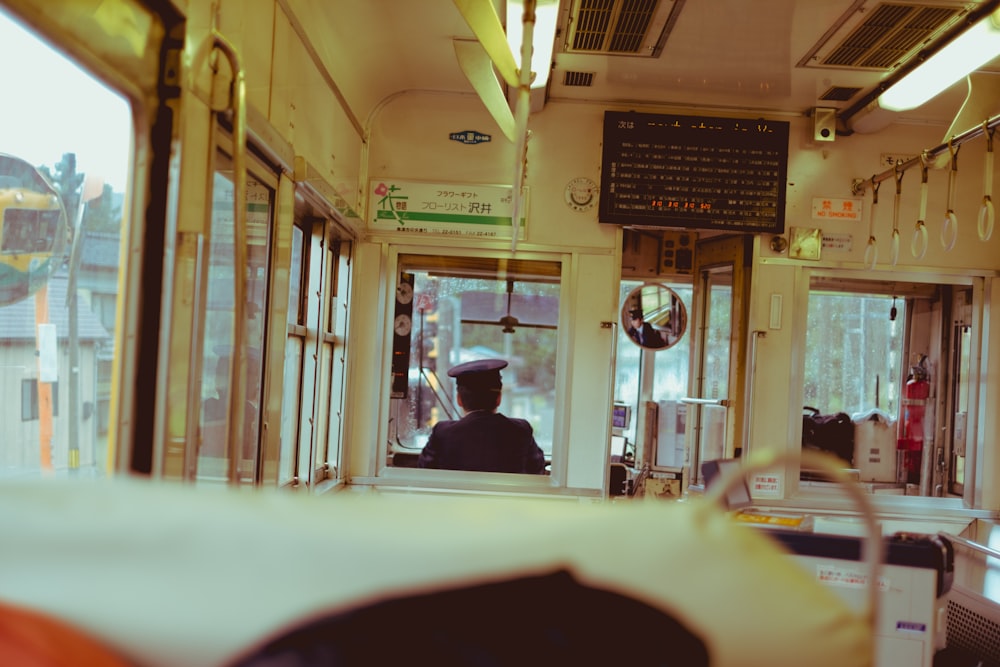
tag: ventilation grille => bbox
[564,0,681,56]
[947,598,1000,665]
[819,86,863,101]
[564,71,596,87]
[826,4,959,68]
[802,2,968,72]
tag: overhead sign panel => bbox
[599,111,789,234]
[369,180,526,240]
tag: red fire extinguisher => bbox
[898,356,929,484]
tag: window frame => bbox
[21,379,59,421]
[784,266,986,510]
[373,245,570,493]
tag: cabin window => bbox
[386,254,561,474]
[278,224,307,486]
[317,238,351,483]
[804,292,904,417]
[21,380,59,421]
[799,274,974,499]
[278,221,351,488]
[196,147,277,484]
[0,11,130,477]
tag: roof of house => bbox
[79,231,120,271]
[0,271,112,342]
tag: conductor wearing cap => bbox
[626,309,667,349]
[417,359,546,474]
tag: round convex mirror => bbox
[0,153,69,306]
[621,283,688,350]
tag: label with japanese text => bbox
[815,564,890,592]
[750,472,782,497]
[811,197,863,222]
[369,180,527,239]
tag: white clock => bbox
[565,177,598,212]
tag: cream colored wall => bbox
[185,0,363,216]
[769,119,1000,272]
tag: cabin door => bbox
[686,235,752,486]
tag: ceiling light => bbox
[880,10,1000,112]
[506,0,559,90]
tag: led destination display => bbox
[600,111,789,234]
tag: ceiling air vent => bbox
[799,1,971,71]
[563,0,684,57]
[819,85,863,101]
[564,71,596,86]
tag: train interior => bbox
[3,0,1000,665]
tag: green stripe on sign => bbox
[374,210,517,226]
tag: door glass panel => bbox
[692,266,733,484]
[952,323,971,492]
[278,225,304,485]
[197,153,273,484]
[323,243,351,476]
[704,273,733,402]
[0,12,132,479]
[614,280,692,470]
[279,337,302,485]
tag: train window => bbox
[804,291,904,417]
[319,239,351,483]
[387,254,561,474]
[196,149,275,484]
[614,280,693,470]
[798,273,975,499]
[278,217,352,488]
[951,316,972,496]
[0,11,131,478]
[278,224,307,485]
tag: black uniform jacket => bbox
[417,411,546,473]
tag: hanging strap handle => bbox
[911,156,929,259]
[979,121,995,241]
[941,139,959,251]
[864,177,880,270]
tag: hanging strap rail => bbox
[852,112,1000,196]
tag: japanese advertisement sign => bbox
[811,196,863,222]
[369,180,526,239]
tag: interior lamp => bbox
[506,0,560,89]
[880,9,1000,111]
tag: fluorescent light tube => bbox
[880,12,1000,111]
[506,0,559,90]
